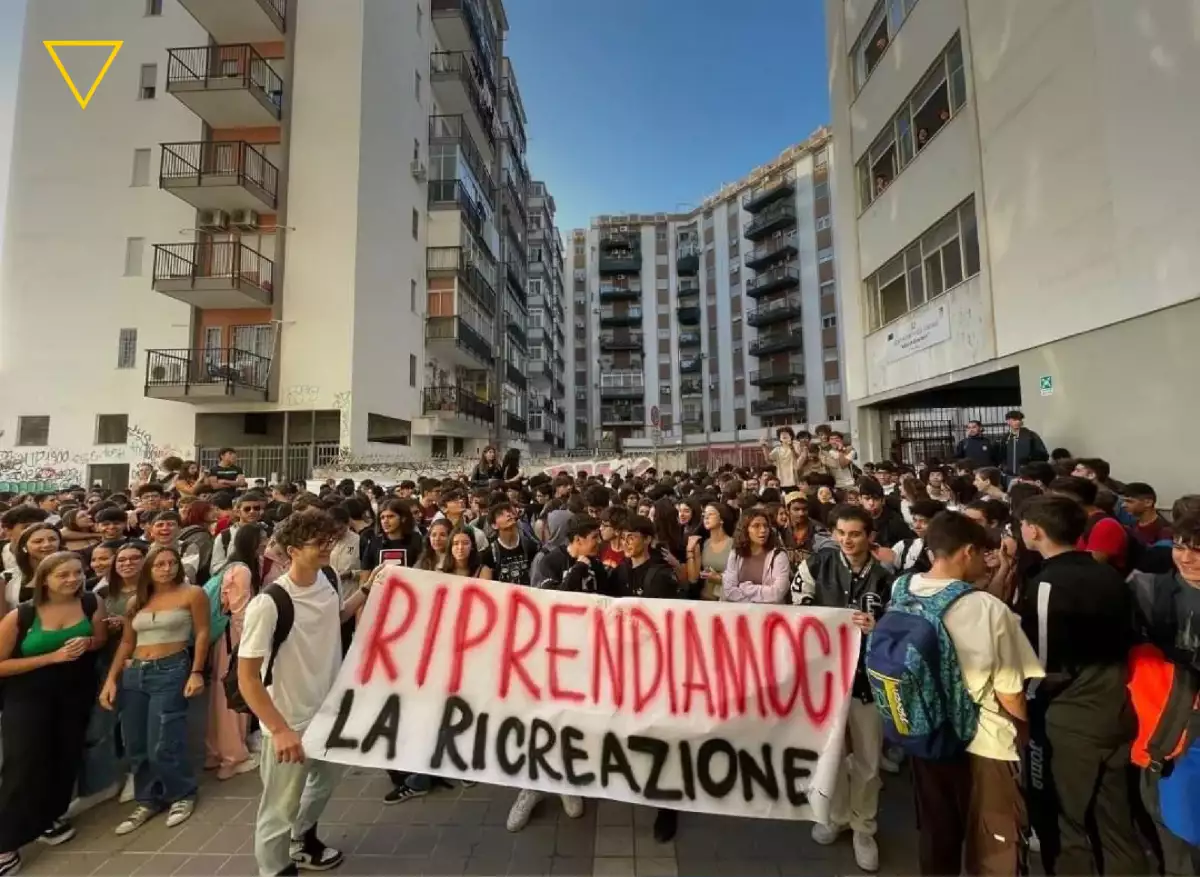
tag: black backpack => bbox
[223,584,294,715]
[0,593,99,709]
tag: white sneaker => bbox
[560,795,584,819]
[811,822,845,846]
[853,831,879,872]
[165,798,195,829]
[247,730,262,753]
[1028,829,1041,853]
[505,789,543,832]
[67,781,121,818]
[118,774,135,804]
[217,754,260,781]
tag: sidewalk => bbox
[21,766,920,876]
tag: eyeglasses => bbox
[241,505,264,514]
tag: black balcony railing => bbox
[504,171,528,224]
[679,357,703,373]
[746,293,803,327]
[680,380,703,396]
[159,140,279,207]
[505,361,527,391]
[428,179,489,239]
[599,284,641,301]
[505,411,527,434]
[600,307,642,325]
[676,305,700,325]
[427,246,496,314]
[749,330,805,357]
[429,51,496,146]
[677,281,701,298]
[506,316,527,350]
[422,385,495,423]
[745,238,800,272]
[600,232,639,250]
[145,347,270,398]
[429,115,493,207]
[598,250,641,274]
[425,315,494,365]
[599,333,644,351]
[742,170,796,213]
[431,0,498,89]
[152,241,274,296]
[601,407,645,425]
[678,331,701,347]
[746,265,801,298]
[165,45,283,117]
[744,201,798,240]
[748,362,804,386]
[752,395,807,416]
[676,248,700,275]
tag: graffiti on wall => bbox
[0,424,187,489]
[332,392,352,454]
[314,453,667,484]
[541,457,654,480]
[286,385,320,407]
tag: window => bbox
[124,237,145,276]
[822,314,838,329]
[17,416,50,447]
[414,70,421,102]
[528,344,544,361]
[528,278,543,297]
[574,243,584,255]
[823,347,839,362]
[409,354,417,387]
[824,380,843,396]
[816,215,833,232]
[863,196,980,330]
[820,280,836,298]
[530,246,543,262]
[851,0,921,92]
[117,328,138,368]
[528,307,544,328]
[131,148,151,186]
[410,279,417,312]
[658,353,671,364]
[813,181,829,200]
[657,328,671,340]
[95,414,128,445]
[146,0,163,13]
[858,34,964,211]
[139,63,157,99]
[818,247,834,263]
[411,208,419,239]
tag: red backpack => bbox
[1128,642,1200,771]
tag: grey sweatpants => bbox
[254,738,341,876]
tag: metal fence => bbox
[887,406,1011,466]
[197,443,341,483]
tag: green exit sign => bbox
[1039,375,1054,396]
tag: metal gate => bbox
[888,406,1010,467]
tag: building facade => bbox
[0,0,537,487]
[525,181,567,454]
[567,132,844,452]
[824,0,1200,496]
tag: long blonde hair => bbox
[29,551,86,606]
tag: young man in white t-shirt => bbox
[238,509,372,876]
[902,510,1044,876]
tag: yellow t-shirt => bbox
[906,575,1045,761]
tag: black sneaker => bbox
[382,784,429,805]
[289,826,343,872]
[652,809,678,843]
[38,819,76,847]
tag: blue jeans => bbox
[77,654,125,797]
[120,651,197,809]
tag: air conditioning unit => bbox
[230,208,259,231]
[410,159,427,181]
[198,209,229,232]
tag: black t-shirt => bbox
[481,534,536,586]
[211,464,244,484]
[360,531,422,570]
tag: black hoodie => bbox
[533,545,615,596]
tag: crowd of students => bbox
[0,422,1196,877]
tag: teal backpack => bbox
[201,562,237,646]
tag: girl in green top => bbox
[0,551,108,874]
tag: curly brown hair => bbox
[732,510,779,558]
[274,508,337,551]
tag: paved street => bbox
[20,765,921,876]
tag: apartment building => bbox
[0,0,535,487]
[567,132,843,451]
[525,180,567,454]
[825,0,1200,495]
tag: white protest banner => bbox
[302,568,861,823]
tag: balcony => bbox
[422,385,495,424]
[744,201,797,241]
[429,51,496,153]
[505,361,527,392]
[505,411,527,435]
[680,379,703,397]
[745,237,799,272]
[176,0,285,43]
[599,372,644,399]
[679,356,703,374]
[431,0,498,86]
[599,284,641,301]
[427,246,496,314]
[678,331,701,348]
[504,171,527,225]
[752,394,807,417]
[677,281,701,299]
[748,360,805,387]
[676,305,700,325]
[159,140,278,211]
[506,259,528,303]
[428,115,493,208]
[555,378,565,396]
[599,332,643,352]
[676,245,700,275]
[601,406,645,426]
[166,45,283,128]
[145,347,269,403]
[598,250,641,274]
[425,315,494,369]
[600,231,639,250]
[600,306,641,326]
[428,179,490,242]
[555,406,565,423]
[745,264,800,298]
[506,316,527,351]
[742,170,796,213]
[152,241,273,309]
[746,293,803,327]
[749,329,804,357]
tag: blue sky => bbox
[0,0,831,237]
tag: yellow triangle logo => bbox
[43,40,124,110]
